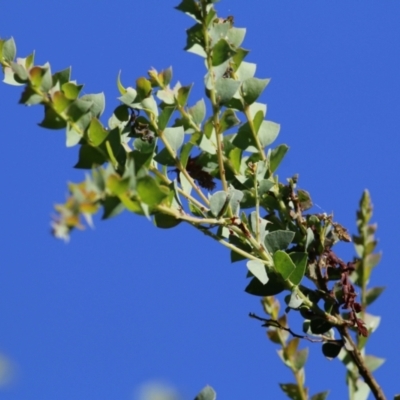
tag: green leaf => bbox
[292,347,309,372]
[10,62,28,82]
[258,120,280,148]
[231,121,258,152]
[154,148,176,166]
[246,260,269,285]
[116,70,126,95]
[118,87,138,105]
[311,391,330,400]
[66,98,93,121]
[310,319,333,335]
[245,273,285,297]
[19,86,42,105]
[274,250,296,281]
[220,108,240,132]
[264,230,295,253]
[38,105,66,129]
[195,385,217,400]
[74,145,107,169]
[81,93,105,118]
[212,38,237,66]
[364,355,385,372]
[62,81,83,100]
[164,126,184,153]
[88,117,108,146]
[241,77,270,105]
[52,67,71,87]
[298,189,313,211]
[2,37,16,62]
[136,77,152,100]
[177,84,192,107]
[137,176,169,207]
[175,0,202,21]
[365,286,385,306]
[188,98,206,126]
[288,252,307,286]
[227,27,246,48]
[107,175,130,196]
[210,191,229,217]
[39,64,52,92]
[322,341,342,360]
[102,196,125,219]
[153,213,181,229]
[158,105,176,131]
[215,78,241,104]
[184,23,206,57]
[258,179,275,196]
[279,383,302,400]
[236,61,256,81]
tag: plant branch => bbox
[339,327,386,400]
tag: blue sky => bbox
[1,1,400,399]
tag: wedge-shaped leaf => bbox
[298,189,313,211]
[310,318,333,335]
[188,98,206,126]
[209,21,230,45]
[311,391,330,400]
[279,383,302,400]
[288,252,307,286]
[62,81,83,100]
[118,87,138,106]
[270,144,289,172]
[52,67,71,87]
[164,126,184,154]
[236,61,256,81]
[52,91,72,113]
[364,355,385,372]
[258,120,280,148]
[287,290,304,309]
[116,70,127,95]
[19,86,42,105]
[175,0,202,21]
[212,38,237,66]
[365,286,385,306]
[107,175,130,196]
[10,62,28,82]
[264,230,295,253]
[81,93,105,118]
[154,148,176,166]
[258,179,275,196]
[74,145,107,169]
[229,234,252,263]
[227,27,246,48]
[241,77,270,105]
[231,121,258,152]
[184,23,206,57]
[274,250,296,281]
[154,213,181,229]
[229,187,243,216]
[135,77,152,100]
[158,105,176,131]
[220,108,240,133]
[66,98,93,122]
[215,78,240,104]
[322,341,342,360]
[177,84,192,107]
[246,260,269,285]
[245,273,285,297]
[2,37,16,62]
[292,347,309,372]
[39,105,66,129]
[195,385,216,400]
[102,196,125,219]
[137,176,169,207]
[88,117,108,146]
[210,191,229,217]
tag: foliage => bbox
[0,0,387,398]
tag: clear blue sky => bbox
[1,1,400,399]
